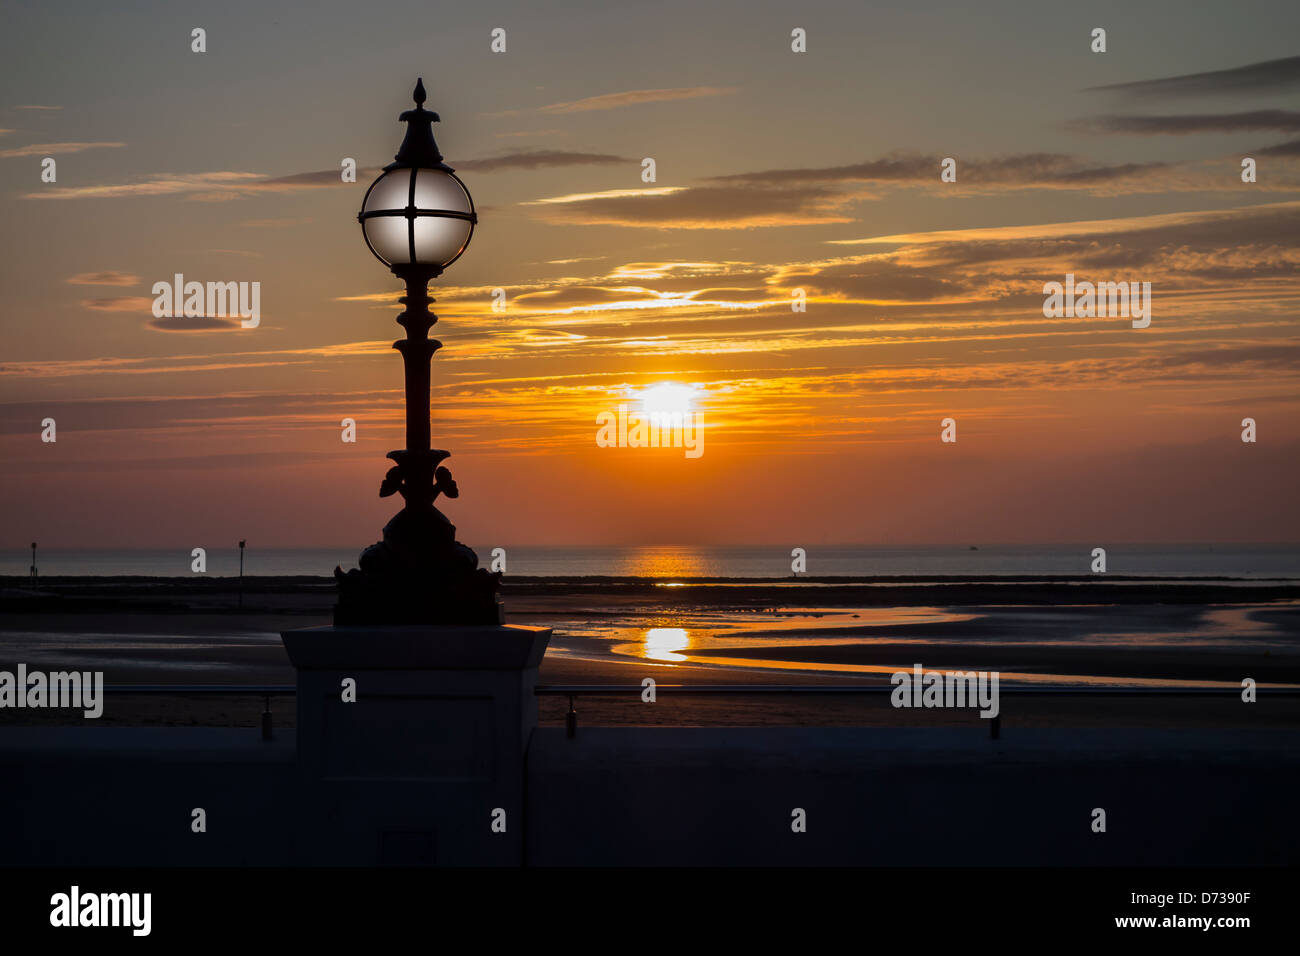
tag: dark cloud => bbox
[1050,161,1170,184]
[1071,110,1300,134]
[783,262,972,302]
[707,151,1168,188]
[1085,55,1300,98]
[906,203,1300,260]
[1155,343,1300,369]
[147,316,241,332]
[457,150,629,172]
[253,168,380,187]
[1255,139,1300,156]
[1099,202,1300,248]
[710,154,931,185]
[806,202,1300,305]
[259,152,628,185]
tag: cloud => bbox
[523,184,855,228]
[20,151,626,202]
[1070,110,1300,134]
[147,316,242,332]
[789,201,1300,309]
[0,341,394,380]
[707,151,1173,190]
[457,149,629,172]
[0,389,404,438]
[832,200,1300,248]
[494,128,563,139]
[1256,139,1300,156]
[251,168,380,188]
[1085,55,1300,98]
[0,141,124,158]
[523,145,1269,231]
[22,171,269,200]
[779,261,973,304]
[533,86,738,114]
[239,217,315,228]
[511,328,589,346]
[514,286,656,308]
[66,271,140,287]
[22,168,381,201]
[82,296,154,312]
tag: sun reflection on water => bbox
[643,627,689,662]
[620,547,708,578]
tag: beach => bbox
[3,574,1298,730]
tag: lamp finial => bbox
[392,77,447,169]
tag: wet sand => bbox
[2,576,1299,728]
[685,641,1300,683]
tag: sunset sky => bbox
[2,0,1298,549]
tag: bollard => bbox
[261,696,273,741]
[565,695,577,739]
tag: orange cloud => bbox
[81,296,153,312]
[66,271,140,287]
[535,86,739,114]
[0,141,123,158]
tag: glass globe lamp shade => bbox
[359,166,476,269]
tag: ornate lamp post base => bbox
[333,539,502,626]
[333,443,503,626]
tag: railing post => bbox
[261,695,273,741]
[565,694,577,739]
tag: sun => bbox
[634,382,698,418]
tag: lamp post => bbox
[334,79,501,626]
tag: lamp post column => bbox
[392,263,442,507]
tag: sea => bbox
[4,544,1300,579]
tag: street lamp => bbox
[357,80,476,273]
[334,79,501,626]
